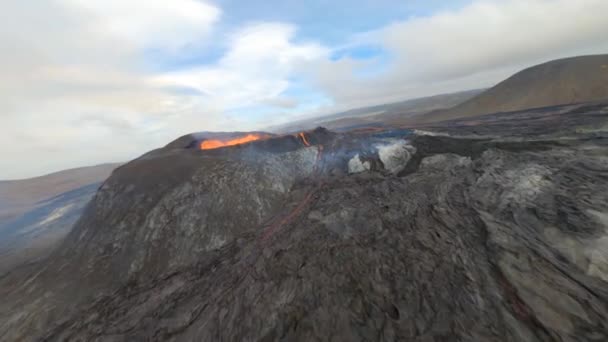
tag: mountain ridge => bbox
[415,54,608,123]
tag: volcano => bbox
[1,104,608,341]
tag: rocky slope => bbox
[1,103,608,341]
[417,55,608,123]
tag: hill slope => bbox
[419,54,608,123]
[0,163,119,225]
[0,163,119,275]
[269,89,484,132]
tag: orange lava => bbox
[200,134,267,150]
[260,143,324,243]
[299,132,311,146]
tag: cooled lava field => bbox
[1,102,608,341]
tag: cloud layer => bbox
[308,0,608,109]
[1,0,608,178]
[155,23,327,111]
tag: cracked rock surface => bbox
[1,106,608,341]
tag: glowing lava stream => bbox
[200,133,268,150]
[299,132,311,147]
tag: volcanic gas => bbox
[199,134,269,150]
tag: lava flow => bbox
[299,132,311,146]
[200,134,268,150]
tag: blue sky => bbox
[139,0,468,122]
[213,0,466,44]
[2,0,608,178]
[146,0,473,127]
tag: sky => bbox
[1,0,608,179]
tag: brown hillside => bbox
[0,163,119,224]
[418,54,608,123]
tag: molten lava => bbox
[200,134,267,150]
[299,132,311,146]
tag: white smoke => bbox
[376,140,413,174]
[348,154,371,174]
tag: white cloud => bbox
[261,97,299,109]
[155,23,327,109]
[62,0,220,51]
[2,0,608,179]
[308,0,608,109]
[0,0,225,179]
[381,0,608,80]
[0,1,325,179]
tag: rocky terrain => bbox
[414,54,608,123]
[0,101,607,341]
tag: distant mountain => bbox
[0,163,119,275]
[0,163,119,225]
[269,89,484,132]
[417,54,608,123]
